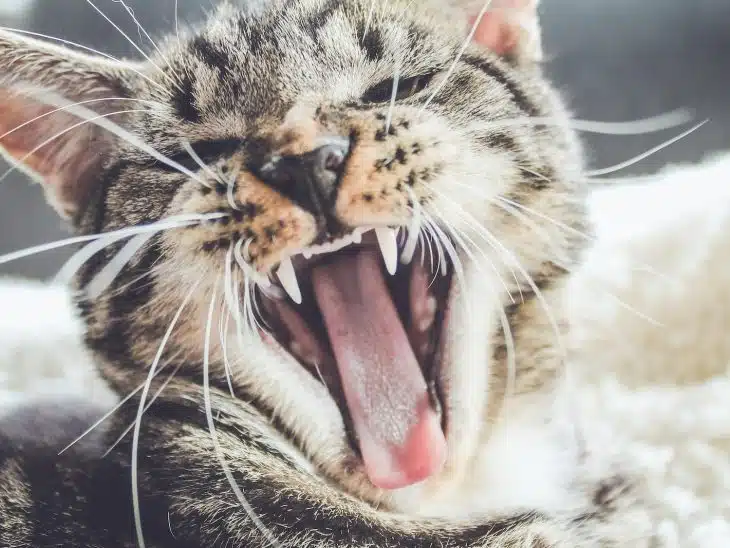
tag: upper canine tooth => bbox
[352,229,363,244]
[375,228,398,275]
[276,258,302,304]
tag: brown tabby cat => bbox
[0,0,650,546]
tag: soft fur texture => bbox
[2,154,730,546]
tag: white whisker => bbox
[85,231,156,299]
[419,0,494,113]
[401,187,422,264]
[175,0,181,46]
[0,213,217,270]
[131,281,200,548]
[362,0,377,42]
[103,358,186,457]
[51,213,224,285]
[113,0,168,60]
[587,120,708,177]
[83,0,179,90]
[58,383,145,455]
[181,140,218,188]
[202,279,282,548]
[234,238,270,290]
[429,212,518,400]
[463,108,696,136]
[221,245,239,398]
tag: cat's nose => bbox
[257,137,350,219]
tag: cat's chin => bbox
[254,227,455,490]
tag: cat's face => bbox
[0,0,586,512]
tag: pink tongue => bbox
[311,248,446,489]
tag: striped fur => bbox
[0,0,650,546]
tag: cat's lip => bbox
[257,228,453,486]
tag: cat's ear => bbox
[464,0,542,63]
[0,31,143,220]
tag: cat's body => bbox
[0,0,647,546]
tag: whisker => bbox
[362,0,377,42]
[83,0,180,91]
[0,26,168,94]
[85,231,157,299]
[462,108,696,136]
[426,215,517,404]
[174,0,181,46]
[493,195,667,326]
[419,0,494,114]
[234,238,271,290]
[586,120,709,177]
[181,140,218,188]
[131,282,200,548]
[221,245,240,398]
[226,165,242,211]
[429,212,520,399]
[219,302,237,398]
[202,279,282,548]
[0,213,220,269]
[58,383,145,455]
[51,213,224,285]
[401,187,422,264]
[103,355,186,457]
[447,179,679,288]
[113,0,167,60]
[427,192,518,299]
[112,0,186,95]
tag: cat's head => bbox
[0,0,586,512]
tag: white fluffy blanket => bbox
[2,155,730,546]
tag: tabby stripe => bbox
[360,26,385,61]
[461,54,540,117]
[190,36,232,74]
[170,70,201,123]
[304,0,341,33]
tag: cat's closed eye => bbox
[362,72,437,104]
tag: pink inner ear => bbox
[0,90,112,219]
[467,0,537,57]
[470,12,519,55]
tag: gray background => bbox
[1,0,729,280]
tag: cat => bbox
[0,0,651,546]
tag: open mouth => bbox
[258,228,453,490]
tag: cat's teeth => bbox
[277,258,302,304]
[375,227,398,275]
[352,228,364,244]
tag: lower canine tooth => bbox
[375,228,398,275]
[276,258,302,304]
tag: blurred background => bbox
[0,0,729,279]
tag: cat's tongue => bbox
[311,248,446,490]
